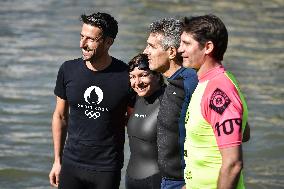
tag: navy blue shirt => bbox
[54,57,130,171]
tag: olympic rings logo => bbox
[85,110,101,119]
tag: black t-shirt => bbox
[54,57,130,171]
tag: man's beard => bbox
[81,47,96,62]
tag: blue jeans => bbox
[161,177,185,189]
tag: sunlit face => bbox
[143,33,169,73]
[178,32,205,69]
[79,23,106,62]
[129,67,160,97]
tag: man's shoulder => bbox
[64,57,82,64]
[170,67,196,80]
[180,67,197,79]
[208,71,233,86]
[61,57,82,68]
[111,57,129,71]
[57,58,83,74]
[206,72,238,96]
[179,68,198,90]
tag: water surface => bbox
[0,0,283,188]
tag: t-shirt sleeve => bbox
[201,78,243,148]
[54,63,67,100]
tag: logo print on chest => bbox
[84,86,103,105]
[134,113,147,118]
[78,86,109,119]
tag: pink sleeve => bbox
[201,77,243,149]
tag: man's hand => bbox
[181,185,186,189]
[49,162,61,187]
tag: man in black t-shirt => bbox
[49,12,130,189]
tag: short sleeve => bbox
[202,78,243,148]
[54,63,67,100]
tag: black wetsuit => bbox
[126,87,165,189]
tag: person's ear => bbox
[104,37,114,48]
[168,46,178,60]
[204,41,214,55]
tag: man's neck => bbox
[197,58,221,78]
[163,60,182,78]
[86,54,112,71]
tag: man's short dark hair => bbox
[182,14,228,61]
[81,12,118,39]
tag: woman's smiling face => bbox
[129,67,160,97]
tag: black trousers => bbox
[59,161,121,189]
[125,173,161,189]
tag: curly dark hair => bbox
[81,12,118,39]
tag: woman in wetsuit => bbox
[126,53,165,189]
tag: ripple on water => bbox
[245,158,284,189]
[0,0,284,189]
[0,167,49,189]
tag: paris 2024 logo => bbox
[77,86,109,119]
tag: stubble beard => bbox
[82,50,98,63]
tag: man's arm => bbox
[49,96,69,187]
[218,145,243,189]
